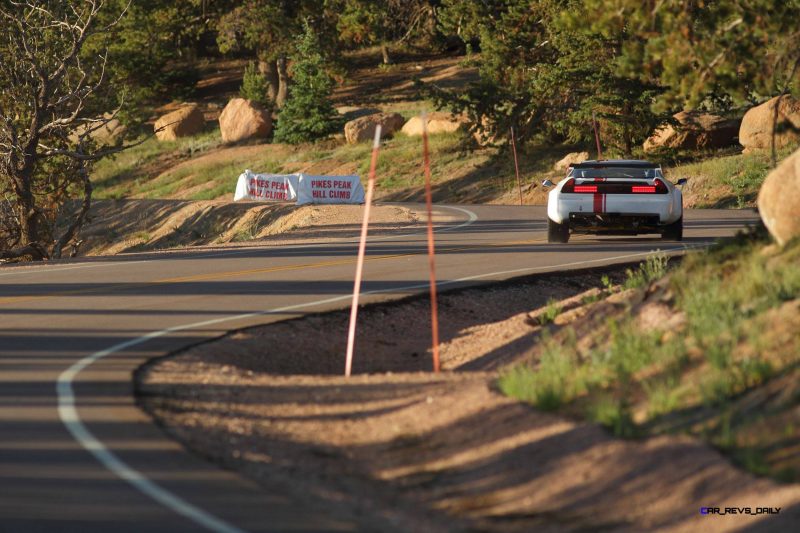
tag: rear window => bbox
[569,167,662,179]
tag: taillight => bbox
[562,179,599,193]
[631,179,668,194]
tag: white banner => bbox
[296,174,365,205]
[233,170,298,202]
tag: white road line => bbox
[1,205,478,279]
[56,240,703,533]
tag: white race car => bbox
[543,159,686,243]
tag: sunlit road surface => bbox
[0,204,758,532]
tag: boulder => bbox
[154,104,205,141]
[343,112,405,144]
[401,112,469,137]
[758,147,800,246]
[739,95,800,152]
[219,98,272,144]
[644,111,740,152]
[69,113,126,145]
[554,151,590,171]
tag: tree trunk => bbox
[381,43,392,65]
[258,59,279,105]
[16,176,38,249]
[276,56,289,108]
[622,105,633,158]
[423,6,439,44]
[9,188,46,261]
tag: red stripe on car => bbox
[593,178,605,213]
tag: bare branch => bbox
[1,0,129,261]
[40,127,161,161]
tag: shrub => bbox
[240,61,271,108]
[273,22,342,144]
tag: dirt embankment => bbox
[137,266,799,532]
[78,200,426,256]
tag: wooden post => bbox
[421,114,441,373]
[344,126,382,377]
[510,126,523,205]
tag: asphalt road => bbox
[0,204,759,532]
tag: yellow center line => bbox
[0,237,546,306]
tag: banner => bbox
[233,170,298,202]
[296,174,365,205]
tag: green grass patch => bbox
[499,332,585,411]
[89,115,591,203]
[91,125,478,201]
[92,129,225,199]
[537,298,562,325]
[90,118,790,207]
[668,147,794,208]
[622,253,669,290]
[501,232,800,481]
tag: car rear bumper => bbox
[547,192,681,226]
[568,212,665,234]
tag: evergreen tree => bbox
[434,0,560,146]
[549,4,668,156]
[434,0,670,155]
[336,0,439,64]
[274,22,342,144]
[217,1,340,108]
[240,62,272,108]
[578,0,800,111]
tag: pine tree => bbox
[274,22,342,144]
[434,0,669,155]
[240,61,272,107]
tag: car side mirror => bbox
[542,179,554,188]
[677,178,688,186]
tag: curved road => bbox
[0,204,758,532]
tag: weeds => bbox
[587,396,637,437]
[538,298,561,325]
[500,234,800,481]
[498,332,583,411]
[580,291,602,305]
[623,253,668,290]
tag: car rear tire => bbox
[548,218,570,243]
[661,216,683,241]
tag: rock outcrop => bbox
[553,151,590,171]
[219,98,272,144]
[644,111,740,152]
[739,95,800,152]
[343,112,405,144]
[154,104,205,141]
[401,112,469,137]
[758,147,800,246]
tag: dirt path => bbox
[137,268,799,531]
